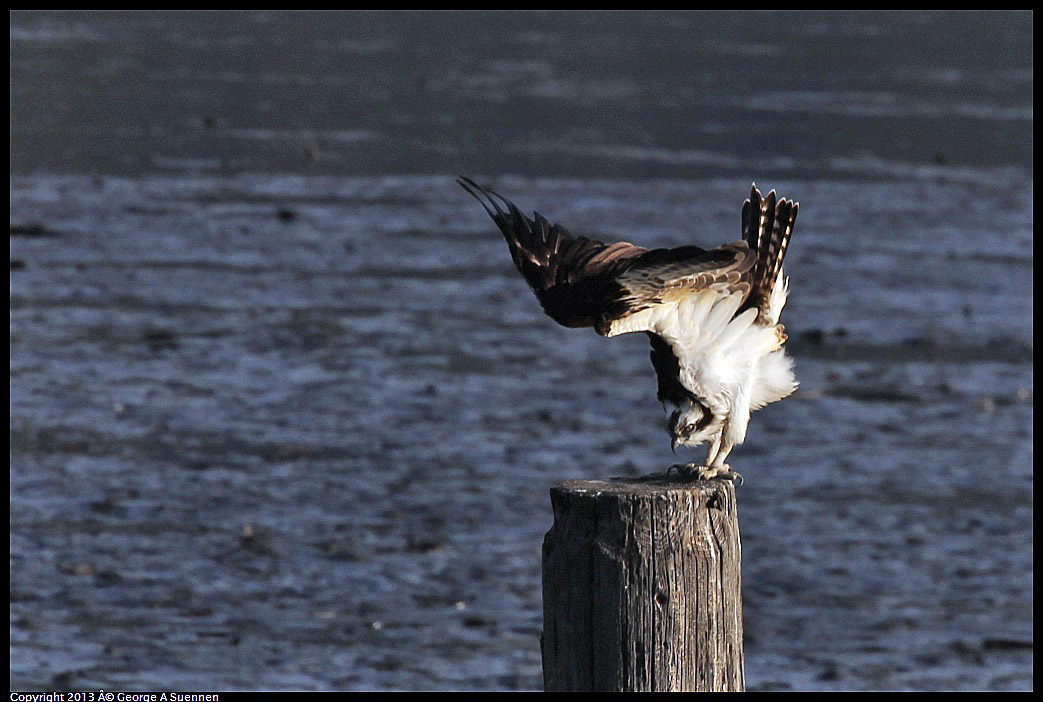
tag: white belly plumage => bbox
[608,272,797,455]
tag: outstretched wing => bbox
[458,176,647,329]
[458,176,753,336]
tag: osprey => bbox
[459,177,799,483]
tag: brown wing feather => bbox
[604,242,754,335]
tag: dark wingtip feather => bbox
[482,184,518,216]
[456,176,498,219]
[456,175,485,195]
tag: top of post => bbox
[552,474,738,499]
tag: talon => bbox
[707,464,743,486]
[716,470,744,487]
[697,464,725,481]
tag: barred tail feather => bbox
[743,183,798,322]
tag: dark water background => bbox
[10,10,1033,691]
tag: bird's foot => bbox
[667,463,743,486]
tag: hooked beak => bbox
[671,436,681,453]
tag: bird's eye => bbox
[683,423,696,435]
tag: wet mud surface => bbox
[10,11,1032,692]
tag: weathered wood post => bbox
[541,476,744,692]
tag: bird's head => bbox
[667,399,720,451]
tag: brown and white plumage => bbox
[459,177,799,480]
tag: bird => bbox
[458,177,799,484]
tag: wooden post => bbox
[541,476,744,692]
